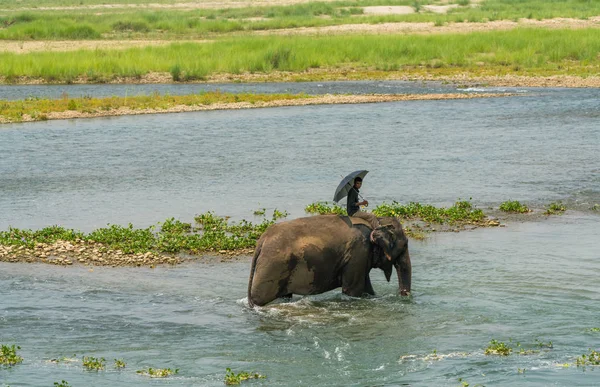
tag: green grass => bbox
[0,91,311,122]
[2,28,600,84]
[1,0,599,40]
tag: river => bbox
[1,81,599,386]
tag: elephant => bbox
[247,214,411,307]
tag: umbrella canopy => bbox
[333,170,368,202]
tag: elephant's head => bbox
[370,218,412,296]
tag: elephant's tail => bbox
[247,238,263,308]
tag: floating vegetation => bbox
[457,378,484,387]
[48,355,77,364]
[400,350,469,363]
[484,339,512,356]
[590,328,600,332]
[0,344,23,366]
[253,208,266,216]
[136,367,179,378]
[499,200,530,213]
[82,356,105,371]
[591,204,600,211]
[114,359,126,369]
[373,199,489,225]
[575,349,600,367]
[224,368,266,385]
[54,381,71,387]
[304,202,347,215]
[545,201,566,215]
[518,368,526,374]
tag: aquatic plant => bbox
[485,339,512,356]
[224,368,266,385]
[304,201,347,215]
[545,201,566,215]
[499,200,530,213]
[114,358,126,369]
[253,208,266,216]
[373,199,486,225]
[517,368,526,374]
[272,209,289,220]
[54,381,70,387]
[591,204,600,211]
[82,356,105,371]
[0,344,23,366]
[590,328,600,332]
[457,378,484,387]
[136,367,179,378]
[575,349,600,366]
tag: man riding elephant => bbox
[347,176,380,230]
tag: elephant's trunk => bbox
[395,249,412,296]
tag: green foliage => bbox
[545,201,566,215]
[590,328,600,332]
[499,200,530,213]
[114,358,126,369]
[304,201,347,215]
[0,344,23,366]
[136,367,179,378]
[54,381,70,387]
[82,356,105,371]
[373,200,485,224]
[224,368,266,385]
[0,225,83,248]
[575,349,600,366]
[87,224,156,254]
[485,339,512,356]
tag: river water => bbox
[1,82,599,386]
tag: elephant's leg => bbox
[364,275,375,296]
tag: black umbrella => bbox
[333,170,368,202]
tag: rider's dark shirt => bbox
[347,187,360,216]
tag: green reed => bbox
[2,28,599,83]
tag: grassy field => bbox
[1,0,599,40]
[1,28,599,84]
